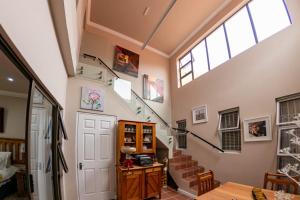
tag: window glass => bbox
[30,88,54,200]
[225,7,256,57]
[179,53,192,67]
[222,130,241,151]
[180,62,192,77]
[114,78,131,101]
[206,26,229,69]
[249,0,291,42]
[191,41,209,78]
[181,73,193,86]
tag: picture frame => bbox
[243,115,272,142]
[80,87,104,112]
[113,45,139,78]
[192,105,208,124]
[143,74,164,103]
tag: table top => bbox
[197,182,300,200]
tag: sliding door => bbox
[29,87,54,200]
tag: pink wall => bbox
[169,0,300,188]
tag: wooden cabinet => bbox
[117,120,161,200]
[117,165,163,200]
[117,120,156,163]
[144,167,162,199]
[118,169,144,200]
[140,123,156,154]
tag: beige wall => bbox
[169,0,300,188]
[63,30,172,199]
[0,1,68,107]
[0,95,27,139]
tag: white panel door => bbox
[77,113,116,200]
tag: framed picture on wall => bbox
[192,105,208,124]
[243,116,272,142]
[113,46,139,77]
[80,87,104,112]
[143,74,164,103]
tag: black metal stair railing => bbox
[172,128,224,152]
[81,53,224,153]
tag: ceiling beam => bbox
[141,0,177,50]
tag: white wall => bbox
[63,30,172,200]
[169,0,300,188]
[0,1,68,107]
[0,95,27,139]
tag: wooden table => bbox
[197,182,300,200]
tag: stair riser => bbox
[169,155,192,163]
[173,161,198,170]
[173,150,182,157]
[182,167,204,178]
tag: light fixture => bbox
[7,77,14,82]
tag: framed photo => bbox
[113,45,139,77]
[243,116,272,142]
[80,87,104,112]
[192,105,208,124]
[143,74,164,103]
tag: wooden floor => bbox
[151,187,193,200]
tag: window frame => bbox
[176,119,187,149]
[218,108,240,131]
[218,108,241,152]
[177,0,291,88]
[178,51,194,86]
[277,125,300,156]
[276,93,300,126]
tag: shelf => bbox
[124,142,136,144]
[143,132,152,134]
[143,142,152,144]
[125,131,136,134]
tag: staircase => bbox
[77,53,223,195]
[77,53,174,157]
[169,149,220,195]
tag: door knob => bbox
[79,162,83,170]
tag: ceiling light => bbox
[143,7,150,16]
[7,77,14,82]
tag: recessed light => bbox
[7,77,14,82]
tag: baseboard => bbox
[178,188,196,199]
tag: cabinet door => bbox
[145,169,161,199]
[121,170,144,200]
[119,121,140,153]
[141,123,156,153]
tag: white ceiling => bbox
[88,0,245,57]
[0,50,29,94]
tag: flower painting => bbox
[80,87,104,111]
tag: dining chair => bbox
[197,170,214,196]
[263,172,299,194]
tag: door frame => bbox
[76,111,118,200]
[0,25,64,199]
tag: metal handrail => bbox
[172,128,224,152]
[83,53,169,127]
[81,53,223,153]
